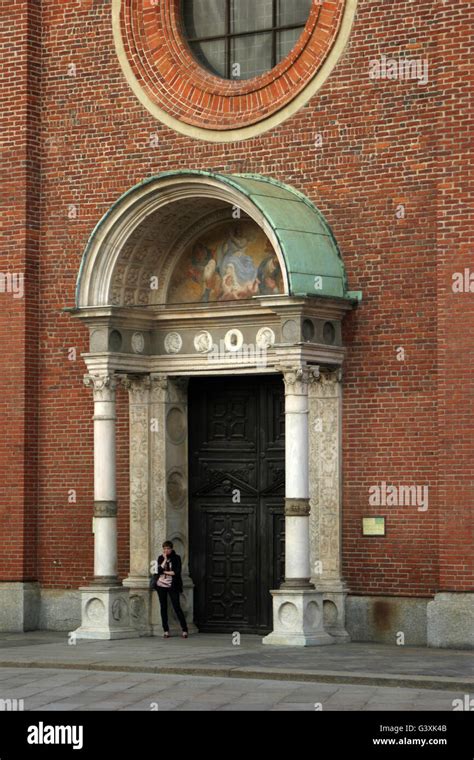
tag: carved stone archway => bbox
[69,172,360,644]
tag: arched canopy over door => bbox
[75,171,360,311]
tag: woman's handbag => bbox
[149,573,159,590]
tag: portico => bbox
[69,171,360,645]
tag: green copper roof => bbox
[76,170,360,306]
[218,173,352,299]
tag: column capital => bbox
[277,364,320,395]
[120,374,151,403]
[150,374,169,391]
[83,373,117,401]
[309,367,343,398]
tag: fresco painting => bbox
[167,221,284,303]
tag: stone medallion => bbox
[131,331,145,354]
[194,331,213,353]
[164,332,183,354]
[256,326,275,349]
[224,328,244,352]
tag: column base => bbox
[262,589,335,647]
[70,585,139,641]
[312,579,351,643]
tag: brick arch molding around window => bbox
[112,0,358,142]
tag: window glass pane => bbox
[231,32,273,80]
[278,0,312,27]
[183,0,226,39]
[277,28,303,60]
[231,0,273,34]
[190,40,227,77]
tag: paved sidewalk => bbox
[0,632,473,692]
[0,666,467,711]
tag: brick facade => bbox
[1,0,472,614]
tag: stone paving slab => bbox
[0,631,472,692]
[0,666,469,711]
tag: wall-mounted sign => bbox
[362,516,386,536]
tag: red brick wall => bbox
[0,0,40,582]
[1,0,472,595]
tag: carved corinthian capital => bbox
[309,367,343,398]
[83,373,117,401]
[277,365,320,395]
[120,374,151,404]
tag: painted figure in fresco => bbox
[214,226,260,301]
[257,242,283,295]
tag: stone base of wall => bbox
[346,595,429,646]
[427,593,474,649]
[38,589,81,632]
[0,583,40,631]
[2,586,473,650]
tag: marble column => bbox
[309,368,350,641]
[70,373,137,641]
[263,366,335,646]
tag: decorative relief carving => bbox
[131,332,145,354]
[130,402,149,525]
[83,373,117,401]
[164,332,183,354]
[277,365,320,395]
[130,595,145,621]
[308,371,342,580]
[256,326,275,349]
[121,374,151,404]
[194,331,213,353]
[85,598,105,623]
[278,602,298,628]
[112,598,126,622]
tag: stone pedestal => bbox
[317,581,351,642]
[262,589,335,646]
[71,586,137,641]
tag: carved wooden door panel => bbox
[189,375,285,633]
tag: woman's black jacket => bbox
[156,551,183,593]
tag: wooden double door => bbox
[189,375,285,634]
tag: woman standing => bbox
[155,540,188,639]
